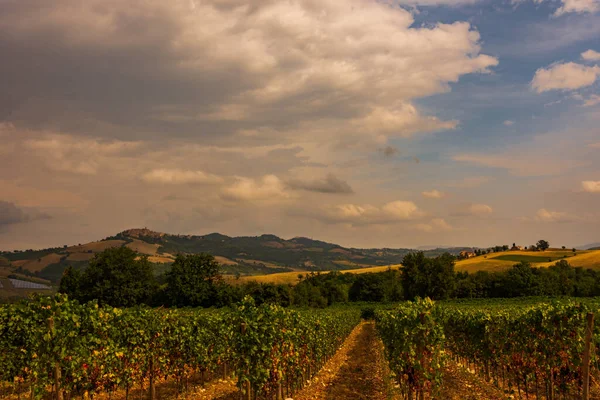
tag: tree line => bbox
[58,246,600,308]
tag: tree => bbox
[166,253,222,307]
[536,240,550,251]
[401,252,456,300]
[58,266,82,298]
[67,247,157,307]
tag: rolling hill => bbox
[237,248,600,285]
[0,228,469,285]
[2,228,599,288]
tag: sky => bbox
[0,0,599,250]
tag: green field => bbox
[491,254,568,263]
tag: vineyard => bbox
[2,295,600,399]
[0,295,360,400]
[376,298,600,399]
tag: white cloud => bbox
[582,49,600,61]
[503,120,515,126]
[531,62,600,93]
[535,208,572,222]
[142,169,223,184]
[422,189,445,198]
[470,203,493,216]
[319,200,424,225]
[0,0,498,148]
[583,94,600,107]
[582,180,600,192]
[385,0,480,5]
[221,175,289,202]
[555,0,600,16]
[415,218,453,232]
[23,134,141,175]
[382,201,422,220]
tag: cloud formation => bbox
[583,95,600,107]
[555,0,599,16]
[142,169,223,185]
[318,200,424,225]
[23,134,141,175]
[380,146,400,157]
[221,175,289,202]
[531,62,600,93]
[422,189,445,198]
[451,203,493,216]
[0,0,497,149]
[582,49,600,61]
[535,208,572,222]
[416,218,453,233]
[582,181,600,192]
[0,201,49,227]
[470,204,494,216]
[287,174,354,194]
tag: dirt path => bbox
[439,363,508,400]
[295,321,388,400]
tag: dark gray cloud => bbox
[380,146,399,157]
[287,174,354,194]
[0,201,27,226]
[0,201,49,226]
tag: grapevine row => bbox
[376,299,598,400]
[0,294,360,399]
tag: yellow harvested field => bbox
[332,260,372,268]
[237,264,401,285]
[21,253,63,272]
[537,251,600,269]
[68,240,125,253]
[214,256,238,266]
[148,255,175,263]
[126,239,160,255]
[238,250,600,284]
[456,249,599,272]
[455,258,514,273]
[67,252,94,262]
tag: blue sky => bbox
[0,0,598,249]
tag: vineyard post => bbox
[46,317,63,400]
[582,312,594,400]
[240,322,251,400]
[149,356,156,400]
[276,381,283,400]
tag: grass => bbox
[21,253,64,273]
[125,239,160,255]
[232,264,402,285]
[491,254,568,263]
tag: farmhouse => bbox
[459,251,477,258]
[511,245,524,251]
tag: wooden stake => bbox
[149,357,156,400]
[583,312,594,400]
[47,318,63,400]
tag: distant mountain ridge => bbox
[0,228,474,284]
[579,242,600,250]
